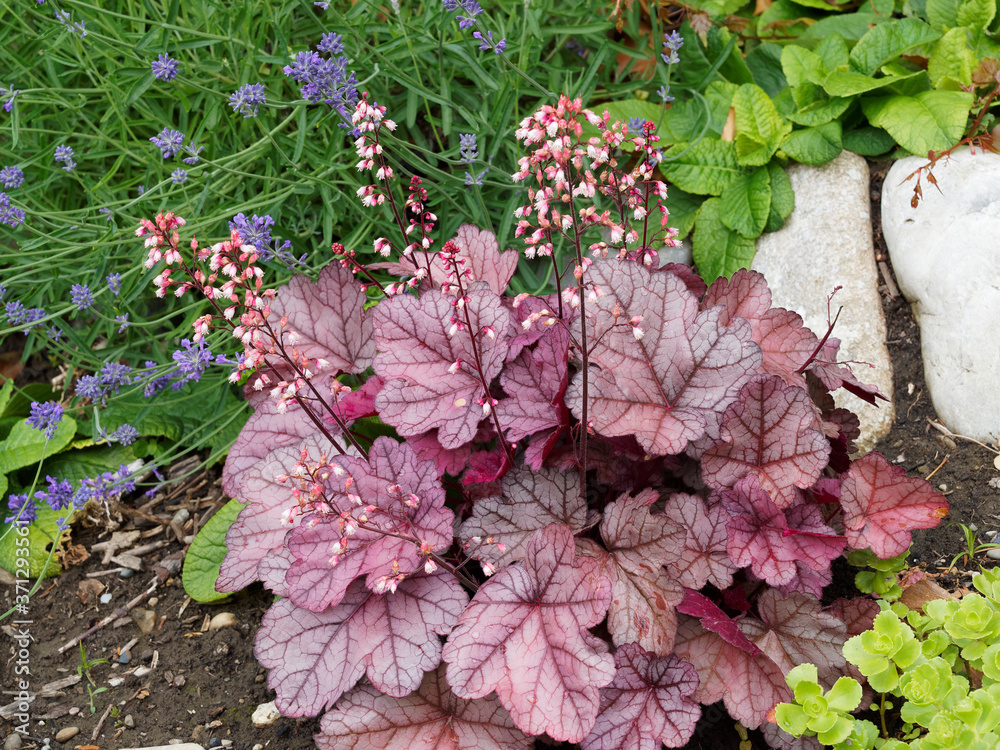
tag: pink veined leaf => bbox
[827,597,880,637]
[739,589,847,689]
[596,489,685,655]
[775,560,833,600]
[443,524,615,743]
[507,294,573,358]
[258,544,295,597]
[267,262,375,375]
[218,432,339,593]
[702,269,820,388]
[460,466,589,567]
[327,376,385,422]
[839,452,949,558]
[662,493,738,591]
[462,448,511,485]
[581,643,701,750]
[673,615,791,729]
[427,224,520,296]
[408,430,471,476]
[373,284,514,449]
[718,476,845,588]
[285,437,454,612]
[523,424,566,470]
[676,589,759,656]
[256,573,467,717]
[496,325,570,443]
[566,260,761,456]
[807,337,887,405]
[656,262,708,299]
[222,395,324,497]
[701,374,831,508]
[316,665,533,750]
[762,722,824,750]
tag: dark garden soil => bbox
[3,162,999,750]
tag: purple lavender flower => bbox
[0,165,23,189]
[150,127,185,159]
[229,213,274,252]
[107,272,122,296]
[54,144,76,171]
[55,9,86,38]
[47,324,63,341]
[229,83,266,118]
[449,0,483,28]
[182,143,203,165]
[0,284,5,301]
[472,30,505,53]
[98,206,113,221]
[143,361,171,398]
[171,168,188,184]
[70,283,94,310]
[282,47,358,130]
[458,133,479,164]
[318,32,343,54]
[314,1,329,8]
[27,401,63,439]
[626,116,646,133]
[116,313,130,332]
[2,85,18,113]
[661,30,683,65]
[658,85,674,103]
[0,192,25,227]
[36,476,73,512]
[5,494,35,525]
[103,424,139,446]
[151,52,179,82]
[137,184,145,196]
[77,362,133,402]
[4,301,44,332]
[172,338,215,384]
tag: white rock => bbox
[882,146,1000,443]
[987,548,1000,561]
[754,151,894,450]
[120,745,205,750]
[252,700,281,727]
[208,612,237,631]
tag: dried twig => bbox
[92,701,114,740]
[57,579,157,654]
[927,419,1000,455]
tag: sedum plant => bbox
[774,568,1000,750]
[151,93,949,749]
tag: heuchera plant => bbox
[138,94,949,749]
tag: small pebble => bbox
[907,382,914,395]
[969,522,978,532]
[68,707,80,716]
[99,593,113,605]
[132,608,157,635]
[253,745,264,750]
[994,454,1000,471]
[939,483,948,492]
[208,612,237,631]
[124,714,135,728]
[252,700,280,727]
[209,739,223,749]
[119,568,134,579]
[149,596,159,606]
[990,477,1000,490]
[988,548,1000,561]
[986,530,997,538]
[254,674,265,684]
[54,727,79,743]
[134,666,153,678]
[108,676,125,687]
[4,733,22,750]
[119,651,131,664]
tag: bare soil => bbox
[2,162,999,750]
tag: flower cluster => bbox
[70,283,94,310]
[0,191,25,228]
[0,165,23,189]
[151,52,179,82]
[75,362,134,403]
[54,144,76,171]
[660,30,683,65]
[54,8,86,38]
[459,133,489,186]
[150,127,185,159]
[4,300,45,332]
[229,83,266,118]
[353,96,398,209]
[100,424,139,446]
[283,34,358,128]
[2,85,18,113]
[512,96,677,263]
[27,401,63,439]
[443,0,506,54]
[171,168,188,184]
[229,213,303,268]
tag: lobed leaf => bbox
[582,643,701,750]
[428,224,519,296]
[663,493,738,590]
[316,665,532,750]
[702,375,830,508]
[839,452,948,558]
[443,524,615,742]
[567,260,761,456]
[256,573,467,717]
[496,325,570,443]
[373,284,514,449]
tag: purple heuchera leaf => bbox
[408,429,471,476]
[581,643,701,750]
[739,588,847,689]
[285,437,454,611]
[373,283,514,448]
[256,573,467,716]
[316,665,533,750]
[673,614,791,729]
[676,589,759,656]
[496,325,570,443]
[839,452,948,558]
[662,493,738,591]
[459,466,589,567]
[702,374,830,508]
[808,337,887,405]
[218,432,338,593]
[592,488,685,655]
[567,260,762,456]
[443,524,615,743]
[719,475,845,588]
[266,262,375,376]
[428,224,520,296]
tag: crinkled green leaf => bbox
[746,43,787,97]
[780,121,842,165]
[664,186,705,240]
[661,138,746,196]
[0,380,13,419]
[765,162,795,232]
[862,90,974,154]
[799,4,893,41]
[843,126,896,156]
[706,81,741,135]
[183,498,246,602]
[693,197,758,283]
[814,34,850,70]
[720,168,772,238]
[781,46,827,88]
[958,0,996,28]
[849,18,941,76]
[787,0,851,11]
[733,84,792,166]
[776,87,854,127]
[928,27,976,88]
[40,443,137,488]
[0,506,65,579]
[0,416,77,475]
[823,69,921,97]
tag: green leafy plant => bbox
[947,522,1000,570]
[774,567,1000,749]
[77,643,109,714]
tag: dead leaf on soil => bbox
[0,351,24,382]
[899,574,957,612]
[78,578,105,605]
[61,542,91,568]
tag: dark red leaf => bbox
[807,338,887,405]
[676,589,759,656]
